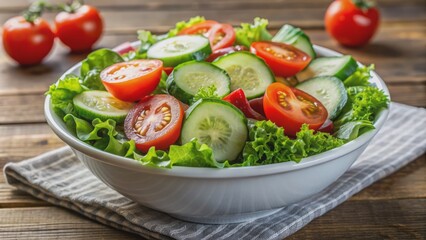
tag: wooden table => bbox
[0,0,425,239]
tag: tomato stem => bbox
[61,0,84,13]
[352,0,376,10]
[22,0,49,23]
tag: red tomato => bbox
[2,16,55,65]
[325,0,380,47]
[206,45,247,62]
[223,89,265,120]
[179,21,235,51]
[100,60,163,102]
[263,83,327,136]
[125,94,184,152]
[54,5,103,52]
[113,41,135,55]
[207,23,236,51]
[250,41,311,77]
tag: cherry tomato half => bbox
[223,88,265,120]
[2,16,55,65]
[100,60,163,102]
[325,0,380,47]
[206,45,247,62]
[250,41,311,77]
[179,21,236,51]
[125,94,184,152]
[263,83,327,136]
[54,5,103,52]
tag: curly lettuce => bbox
[343,65,375,87]
[80,49,124,90]
[242,121,344,166]
[167,16,206,37]
[234,18,273,47]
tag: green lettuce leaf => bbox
[191,85,220,104]
[46,74,85,118]
[336,86,389,126]
[80,49,124,90]
[64,114,135,157]
[234,18,273,47]
[153,71,168,94]
[334,120,375,141]
[242,121,344,165]
[167,16,206,37]
[343,64,375,87]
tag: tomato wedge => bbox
[206,45,247,62]
[250,41,311,77]
[100,60,163,102]
[179,21,235,51]
[223,88,265,120]
[124,94,184,152]
[263,83,327,136]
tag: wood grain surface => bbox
[0,0,425,239]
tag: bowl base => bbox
[169,208,283,224]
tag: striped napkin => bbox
[4,102,426,240]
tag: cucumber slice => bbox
[73,90,134,123]
[166,61,231,104]
[296,76,347,120]
[147,35,212,67]
[213,52,274,99]
[272,24,316,58]
[181,99,248,162]
[296,56,358,82]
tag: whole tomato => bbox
[325,0,380,47]
[54,4,103,52]
[2,16,55,65]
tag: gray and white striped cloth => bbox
[4,102,426,240]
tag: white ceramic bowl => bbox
[44,45,390,224]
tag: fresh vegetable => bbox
[179,20,236,51]
[250,41,311,77]
[80,48,124,90]
[166,61,231,104]
[234,17,273,47]
[296,55,358,82]
[318,119,334,134]
[124,94,184,152]
[167,16,207,37]
[242,121,344,165]
[343,64,374,87]
[73,90,134,123]
[272,24,316,58]
[100,59,163,102]
[54,3,103,52]
[263,82,327,136]
[2,16,54,65]
[325,0,380,47]
[113,42,135,55]
[213,51,275,99]
[223,89,265,120]
[147,35,212,67]
[334,120,375,140]
[296,76,348,120]
[206,45,247,62]
[191,85,221,104]
[181,99,248,162]
[248,97,265,117]
[47,74,85,118]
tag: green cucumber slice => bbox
[166,61,231,104]
[296,76,347,120]
[213,52,274,99]
[147,35,212,67]
[296,56,358,82]
[73,90,134,123]
[272,24,316,58]
[181,99,248,162]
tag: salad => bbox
[47,17,389,168]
